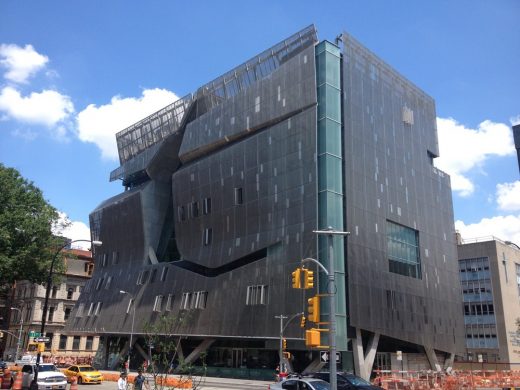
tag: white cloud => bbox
[496,181,520,211]
[455,215,520,246]
[53,212,92,250]
[435,117,515,196]
[511,115,520,126]
[0,44,48,84]
[76,88,179,160]
[0,86,74,128]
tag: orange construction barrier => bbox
[12,371,22,390]
[70,376,78,390]
[1,370,11,390]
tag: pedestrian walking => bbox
[133,369,149,390]
[117,372,128,390]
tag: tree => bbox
[143,313,206,390]
[0,163,68,288]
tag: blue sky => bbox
[1,1,519,247]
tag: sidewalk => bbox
[99,370,272,389]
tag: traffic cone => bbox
[70,376,78,390]
[12,371,22,390]
[1,370,11,390]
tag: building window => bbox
[95,278,104,290]
[193,291,208,309]
[25,305,31,322]
[48,307,55,322]
[85,262,94,276]
[95,302,102,316]
[86,336,93,350]
[387,220,421,279]
[180,293,191,310]
[234,188,243,205]
[64,307,72,321]
[102,253,107,267]
[87,303,94,316]
[203,228,212,246]
[45,333,53,349]
[153,295,163,312]
[52,286,58,298]
[137,270,149,285]
[126,298,134,314]
[105,276,112,289]
[160,267,169,282]
[203,197,212,215]
[165,294,173,311]
[72,336,80,350]
[112,251,119,265]
[246,285,269,305]
[59,335,67,350]
[67,286,74,300]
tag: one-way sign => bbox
[320,351,341,363]
[34,337,49,343]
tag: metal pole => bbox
[31,239,101,390]
[129,303,135,372]
[274,315,287,374]
[327,232,337,390]
[312,228,349,390]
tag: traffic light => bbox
[307,296,320,323]
[38,342,45,352]
[305,329,321,347]
[300,315,306,328]
[291,268,302,289]
[282,338,287,350]
[303,269,314,289]
[283,352,292,360]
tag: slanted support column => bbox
[182,338,215,365]
[425,346,441,372]
[444,352,455,372]
[302,356,326,375]
[353,328,366,379]
[176,337,185,361]
[364,332,380,378]
[352,328,380,380]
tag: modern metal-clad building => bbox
[67,25,464,378]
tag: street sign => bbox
[320,351,341,363]
[396,350,402,361]
[34,337,49,343]
[29,331,41,338]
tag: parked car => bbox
[0,360,7,369]
[20,363,68,390]
[268,377,331,390]
[310,372,383,390]
[62,365,103,384]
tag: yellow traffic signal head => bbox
[307,296,320,323]
[291,268,302,289]
[300,315,307,328]
[282,338,287,350]
[303,269,314,289]
[305,329,321,347]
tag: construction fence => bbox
[373,368,520,390]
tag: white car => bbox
[268,377,331,390]
[20,363,68,390]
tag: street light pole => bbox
[275,312,304,376]
[313,227,350,390]
[10,307,23,360]
[120,290,135,373]
[31,239,102,390]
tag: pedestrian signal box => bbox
[305,329,321,347]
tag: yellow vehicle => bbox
[62,365,103,384]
